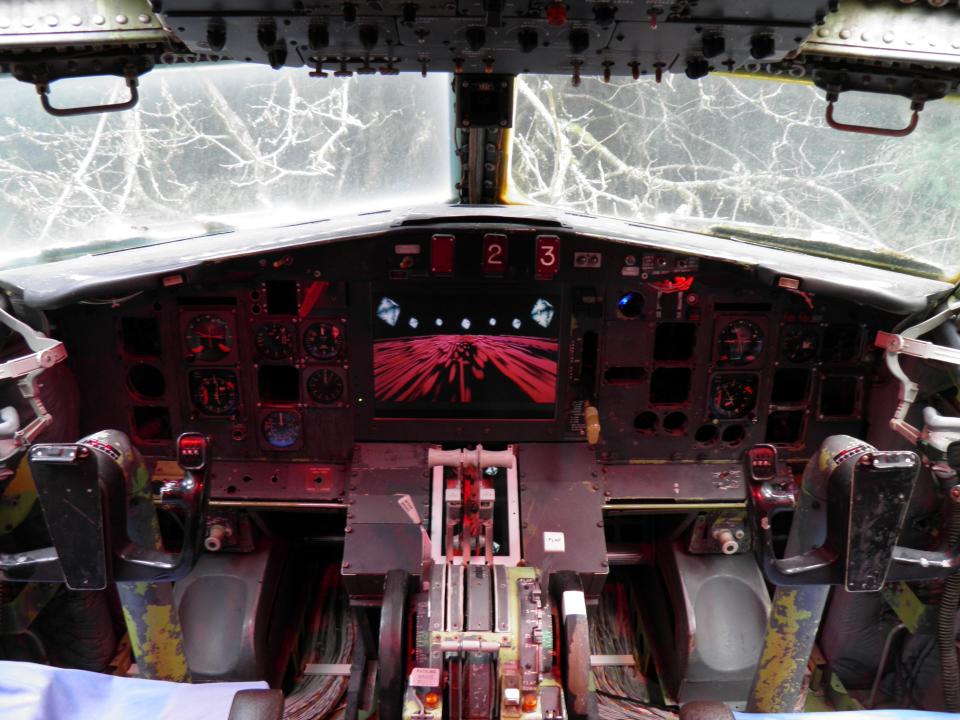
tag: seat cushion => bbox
[0,660,268,720]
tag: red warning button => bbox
[535,235,560,279]
[431,234,455,274]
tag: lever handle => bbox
[825,102,919,137]
[37,75,140,117]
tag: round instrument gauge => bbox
[710,375,758,419]
[307,369,345,404]
[185,314,233,362]
[303,322,344,361]
[717,319,764,366]
[254,322,294,359]
[189,370,239,415]
[262,410,302,449]
[782,325,819,364]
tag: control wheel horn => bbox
[0,430,208,589]
[551,571,598,720]
[377,568,412,720]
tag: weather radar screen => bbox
[372,290,560,419]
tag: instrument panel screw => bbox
[342,561,350,568]
[345,525,353,533]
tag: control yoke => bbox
[0,429,208,590]
[753,436,960,591]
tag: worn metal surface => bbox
[518,444,607,596]
[464,565,492,632]
[98,430,189,681]
[802,0,960,67]
[173,539,284,681]
[0,0,164,47]
[159,0,827,76]
[747,586,828,712]
[603,462,748,502]
[342,454,430,598]
[882,581,931,635]
[29,444,107,590]
[202,459,347,502]
[747,437,857,712]
[843,452,918,592]
[658,542,770,704]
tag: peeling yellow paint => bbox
[751,589,814,711]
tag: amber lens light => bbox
[424,691,441,709]
[521,693,538,712]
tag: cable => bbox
[590,576,678,720]
[937,497,960,711]
[283,566,355,720]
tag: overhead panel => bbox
[156,0,832,79]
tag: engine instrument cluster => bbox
[59,224,886,500]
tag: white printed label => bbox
[396,494,421,524]
[409,667,441,687]
[562,590,587,618]
[543,531,566,553]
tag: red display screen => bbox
[372,290,559,419]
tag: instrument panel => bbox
[59,225,890,497]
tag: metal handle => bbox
[37,74,140,117]
[825,101,919,137]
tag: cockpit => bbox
[1,3,960,720]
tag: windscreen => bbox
[0,65,455,269]
[508,74,960,280]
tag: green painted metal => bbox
[749,586,830,712]
[0,582,59,633]
[804,647,863,712]
[747,439,859,712]
[0,456,38,536]
[882,581,928,634]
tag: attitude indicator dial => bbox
[717,319,764,366]
[185,314,233,362]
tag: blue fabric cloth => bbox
[735,712,957,720]
[0,660,268,720]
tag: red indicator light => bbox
[177,432,207,470]
[299,280,330,318]
[535,235,560,279]
[546,1,567,26]
[483,234,508,274]
[431,235,455,274]
[650,275,695,293]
